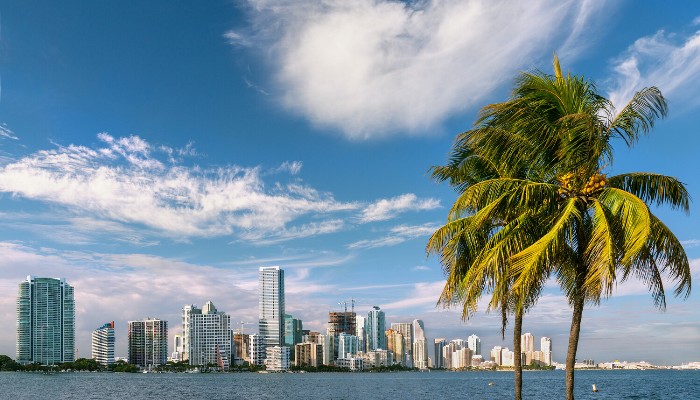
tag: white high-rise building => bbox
[390,322,413,367]
[249,334,265,366]
[467,334,481,355]
[182,301,231,370]
[91,321,115,366]
[522,332,535,353]
[171,334,184,362]
[265,346,290,371]
[367,306,386,351]
[16,276,75,365]
[356,315,367,352]
[541,337,552,366]
[259,266,285,350]
[412,319,428,370]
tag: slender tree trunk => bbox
[565,288,585,400]
[514,308,523,400]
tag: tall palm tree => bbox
[429,56,691,400]
[428,116,546,400]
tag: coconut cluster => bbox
[557,172,607,196]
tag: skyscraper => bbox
[366,306,386,351]
[91,321,115,366]
[467,334,481,356]
[182,301,231,369]
[522,332,535,353]
[434,338,446,369]
[541,337,552,366]
[412,319,428,369]
[356,315,367,352]
[128,318,168,367]
[16,276,75,365]
[390,322,413,367]
[259,266,285,349]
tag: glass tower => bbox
[259,266,285,349]
[16,276,75,365]
[366,306,386,351]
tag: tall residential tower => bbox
[259,266,285,349]
[16,276,75,365]
[91,321,115,366]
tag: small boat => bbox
[592,384,598,392]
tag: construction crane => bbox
[236,321,251,335]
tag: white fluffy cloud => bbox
[608,24,700,110]
[230,0,605,139]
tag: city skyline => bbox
[1,1,700,367]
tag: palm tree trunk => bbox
[514,308,523,400]
[565,290,584,400]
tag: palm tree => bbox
[428,116,546,400]
[429,56,691,400]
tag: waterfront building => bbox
[433,338,446,369]
[361,349,393,368]
[91,321,115,366]
[541,337,552,366]
[467,334,481,356]
[284,314,303,349]
[452,347,472,369]
[412,319,428,369]
[294,342,323,367]
[337,333,360,359]
[182,301,231,370]
[233,332,250,365]
[171,334,184,362]
[259,266,285,349]
[391,322,413,368]
[490,346,503,365]
[385,329,405,365]
[366,306,386,351]
[522,332,535,353]
[265,346,290,371]
[336,355,364,371]
[356,316,366,352]
[16,276,75,365]
[501,348,514,367]
[249,333,266,366]
[128,318,168,367]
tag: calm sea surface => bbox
[1,370,698,399]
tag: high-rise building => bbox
[522,332,535,354]
[91,321,115,366]
[182,301,231,369]
[412,319,428,369]
[259,266,285,350]
[172,334,184,362]
[16,276,75,365]
[433,338,446,369]
[337,333,359,359]
[367,306,386,351]
[356,316,367,352]
[467,334,481,356]
[390,322,413,367]
[249,334,266,366]
[233,332,250,364]
[128,318,168,367]
[541,337,552,366]
[328,311,356,336]
[265,346,290,372]
[284,314,303,348]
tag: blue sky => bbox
[1,0,699,365]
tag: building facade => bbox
[259,266,285,349]
[182,301,231,370]
[265,346,290,372]
[467,334,481,356]
[412,319,428,369]
[16,276,75,365]
[366,306,386,351]
[91,321,115,366]
[128,318,168,367]
[433,338,446,369]
[541,336,552,366]
[249,333,266,366]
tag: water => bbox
[1,370,698,399]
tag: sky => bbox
[1,0,700,366]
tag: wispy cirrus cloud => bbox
[359,193,440,223]
[0,124,18,140]
[608,20,700,110]
[348,222,438,250]
[0,134,437,244]
[228,0,608,139]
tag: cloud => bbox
[608,23,700,110]
[232,0,604,139]
[0,133,358,240]
[359,193,440,223]
[0,124,18,140]
[348,222,438,249]
[682,239,700,249]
